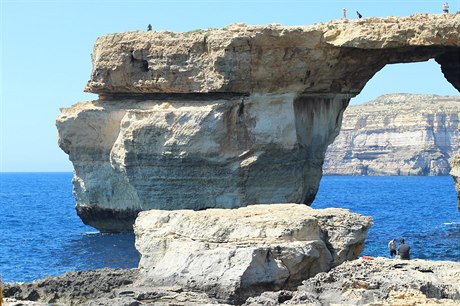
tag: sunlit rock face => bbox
[57,13,460,232]
[134,204,372,302]
[324,94,460,176]
[57,95,346,232]
[85,14,460,95]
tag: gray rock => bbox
[5,259,460,305]
[3,268,137,305]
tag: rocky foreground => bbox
[323,94,460,176]
[4,258,460,305]
[3,205,460,305]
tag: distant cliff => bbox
[323,94,460,176]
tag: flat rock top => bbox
[348,93,460,112]
[93,13,460,50]
[134,204,372,244]
[86,13,460,94]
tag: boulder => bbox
[133,204,372,302]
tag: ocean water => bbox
[313,176,460,261]
[0,173,139,283]
[1,173,459,283]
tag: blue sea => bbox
[1,173,459,283]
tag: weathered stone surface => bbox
[323,94,460,175]
[85,14,460,95]
[3,268,138,306]
[133,204,372,302]
[57,95,347,232]
[5,259,460,305]
[245,258,460,305]
[57,13,460,231]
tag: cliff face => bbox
[323,94,460,176]
[57,13,460,232]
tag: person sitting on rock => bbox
[397,238,410,260]
[388,239,397,258]
[356,11,363,19]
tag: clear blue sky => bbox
[1,0,459,172]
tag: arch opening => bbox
[316,57,460,261]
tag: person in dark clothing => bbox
[356,11,363,19]
[397,238,410,259]
[147,24,152,31]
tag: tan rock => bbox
[57,13,460,231]
[324,94,460,176]
[85,14,460,95]
[245,258,460,305]
[133,204,372,302]
[57,95,347,232]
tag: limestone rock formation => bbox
[5,259,460,305]
[133,204,372,302]
[57,95,346,232]
[56,13,460,232]
[451,154,460,209]
[323,94,460,175]
[245,258,460,306]
[85,14,460,95]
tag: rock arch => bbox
[57,13,460,232]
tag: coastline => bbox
[4,257,460,305]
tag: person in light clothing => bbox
[388,239,397,258]
[443,3,449,13]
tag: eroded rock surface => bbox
[57,13,460,231]
[86,14,460,95]
[323,94,460,175]
[5,259,460,305]
[245,258,460,306]
[450,154,460,209]
[58,95,346,232]
[3,269,138,306]
[133,204,372,302]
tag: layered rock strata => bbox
[58,95,346,232]
[133,204,372,302]
[57,13,460,231]
[323,94,460,176]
